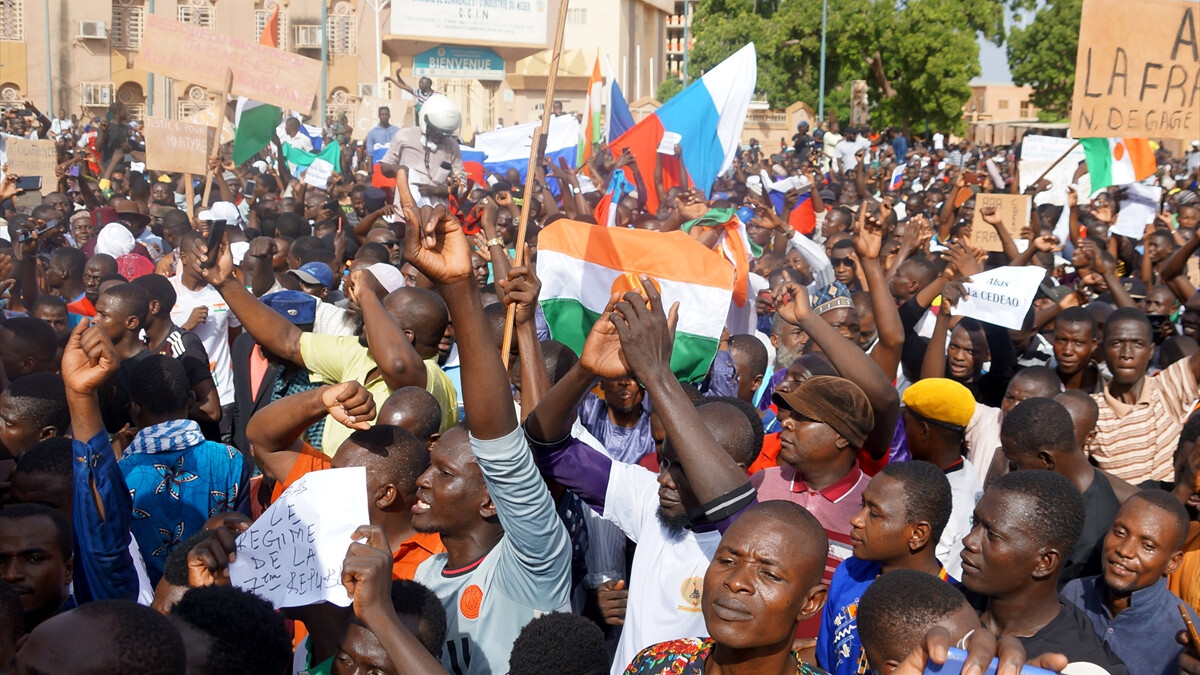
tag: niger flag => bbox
[1080,137,1155,191]
[537,219,735,382]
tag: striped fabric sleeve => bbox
[1155,357,1200,415]
[701,482,758,534]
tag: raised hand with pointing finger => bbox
[397,166,472,286]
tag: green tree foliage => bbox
[1006,0,1081,121]
[690,0,1005,134]
[656,77,684,104]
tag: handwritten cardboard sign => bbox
[956,265,1046,331]
[971,193,1032,252]
[6,139,57,194]
[229,467,369,609]
[138,14,322,112]
[351,96,409,142]
[1071,0,1199,140]
[144,117,216,175]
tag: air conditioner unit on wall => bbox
[78,20,108,39]
[294,25,322,48]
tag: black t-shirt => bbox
[154,326,214,389]
[1060,469,1120,588]
[1019,600,1128,674]
[101,349,153,433]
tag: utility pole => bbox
[817,0,828,123]
[682,0,693,85]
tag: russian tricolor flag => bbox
[607,44,757,214]
[459,115,582,187]
[889,164,906,191]
[767,186,817,235]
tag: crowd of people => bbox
[1,85,1200,675]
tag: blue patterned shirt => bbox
[118,419,252,585]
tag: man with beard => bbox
[526,285,758,675]
[576,375,653,464]
[193,237,457,451]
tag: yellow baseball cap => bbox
[902,378,975,430]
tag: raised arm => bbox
[978,206,1019,263]
[61,321,140,602]
[615,282,753,515]
[398,166,517,440]
[1081,238,1136,309]
[854,203,905,380]
[194,232,306,366]
[245,382,375,483]
[346,268,428,391]
[342,526,449,675]
[1160,224,1200,303]
[774,281,900,462]
[497,261,549,415]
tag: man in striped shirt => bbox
[1090,308,1200,483]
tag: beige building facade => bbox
[0,0,673,139]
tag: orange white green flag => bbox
[579,57,604,165]
[537,219,735,382]
[1080,137,1155,191]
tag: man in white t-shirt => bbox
[932,131,945,150]
[171,231,241,442]
[835,129,864,174]
[49,110,74,139]
[526,286,758,675]
[278,117,314,152]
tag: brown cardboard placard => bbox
[138,14,321,112]
[144,117,216,175]
[971,193,1032,253]
[6,139,57,194]
[1070,0,1199,140]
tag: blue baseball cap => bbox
[260,290,317,325]
[736,206,756,224]
[287,261,334,289]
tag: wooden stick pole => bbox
[184,174,195,219]
[201,68,233,209]
[501,0,570,369]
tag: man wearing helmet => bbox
[378,93,463,207]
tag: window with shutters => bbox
[567,8,587,24]
[177,2,214,29]
[112,4,145,49]
[0,0,24,41]
[254,2,289,49]
[327,1,356,55]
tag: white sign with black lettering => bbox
[955,266,1046,331]
[229,466,369,609]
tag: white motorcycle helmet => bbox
[418,93,462,139]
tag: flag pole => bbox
[201,68,233,209]
[501,0,570,370]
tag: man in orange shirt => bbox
[244,379,444,580]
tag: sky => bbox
[975,36,1013,84]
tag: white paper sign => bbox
[955,266,1046,331]
[1110,183,1163,239]
[657,131,682,155]
[1019,135,1089,206]
[303,158,335,190]
[229,467,369,609]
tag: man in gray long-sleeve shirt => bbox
[400,172,572,675]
